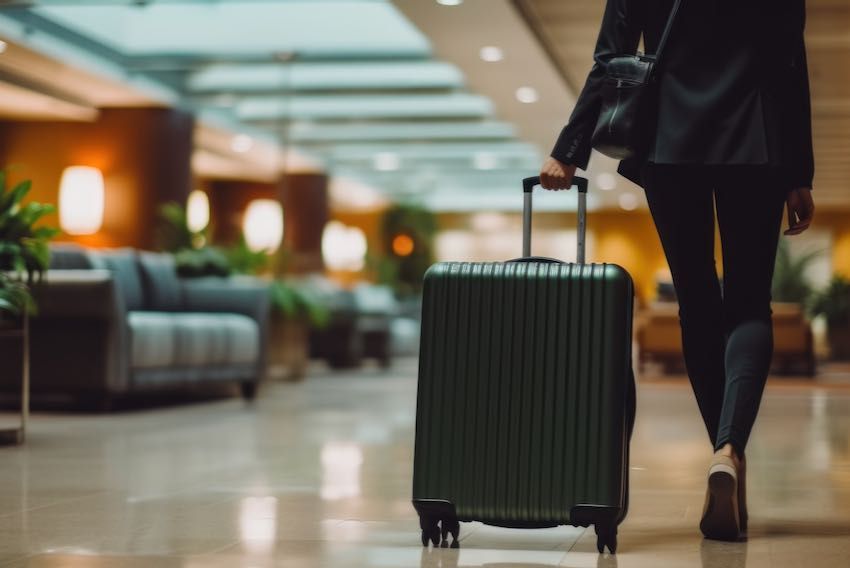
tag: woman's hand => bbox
[540,157,577,190]
[784,187,815,236]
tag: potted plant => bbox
[0,273,34,327]
[808,275,850,360]
[0,172,59,324]
[376,202,437,299]
[771,239,823,305]
[268,279,330,380]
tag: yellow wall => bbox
[819,211,850,278]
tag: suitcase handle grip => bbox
[522,176,588,193]
[521,176,588,263]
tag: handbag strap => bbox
[652,0,684,68]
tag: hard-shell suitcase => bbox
[412,176,636,554]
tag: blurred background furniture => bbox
[0,245,270,408]
[0,313,28,444]
[306,277,398,369]
[771,302,817,375]
[636,301,816,377]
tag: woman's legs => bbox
[713,166,787,456]
[643,164,727,446]
[643,164,786,455]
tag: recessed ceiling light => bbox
[231,134,254,153]
[473,152,498,170]
[596,173,617,191]
[0,40,7,54]
[515,86,539,104]
[373,152,400,171]
[436,0,463,5]
[480,46,503,62]
[619,193,639,211]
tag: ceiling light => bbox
[515,86,539,104]
[596,173,617,191]
[619,193,639,211]
[480,46,503,62]
[373,152,400,171]
[0,41,7,54]
[473,152,498,170]
[231,134,254,153]
[436,0,463,5]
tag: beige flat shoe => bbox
[700,454,741,541]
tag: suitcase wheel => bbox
[440,517,460,548]
[413,499,460,548]
[595,523,618,554]
[420,516,440,548]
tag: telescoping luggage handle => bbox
[521,175,588,264]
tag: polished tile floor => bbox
[1,358,849,567]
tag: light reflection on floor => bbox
[0,358,849,567]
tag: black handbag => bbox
[591,0,684,160]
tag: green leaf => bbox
[32,226,60,240]
[0,297,19,316]
[0,179,32,212]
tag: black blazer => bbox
[550,0,814,191]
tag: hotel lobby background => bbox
[0,0,849,566]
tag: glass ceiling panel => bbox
[188,62,464,93]
[34,1,429,57]
[286,121,516,144]
[234,94,494,121]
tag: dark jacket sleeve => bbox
[550,0,645,169]
[784,0,815,189]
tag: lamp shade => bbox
[59,166,104,235]
[322,221,367,271]
[59,166,105,235]
[186,190,210,233]
[243,199,284,253]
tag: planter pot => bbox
[268,313,310,381]
[827,323,850,361]
[0,312,21,331]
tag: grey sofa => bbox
[0,246,270,407]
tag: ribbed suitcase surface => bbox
[412,259,635,549]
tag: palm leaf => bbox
[0,179,31,212]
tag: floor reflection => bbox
[699,539,747,568]
[238,496,277,555]
[418,547,621,568]
[320,441,364,501]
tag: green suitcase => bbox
[412,176,636,554]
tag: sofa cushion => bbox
[171,313,230,366]
[128,312,176,369]
[128,311,259,369]
[137,252,183,311]
[88,248,145,311]
[220,314,260,364]
[48,244,94,270]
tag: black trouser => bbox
[642,163,787,457]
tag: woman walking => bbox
[539,0,815,541]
